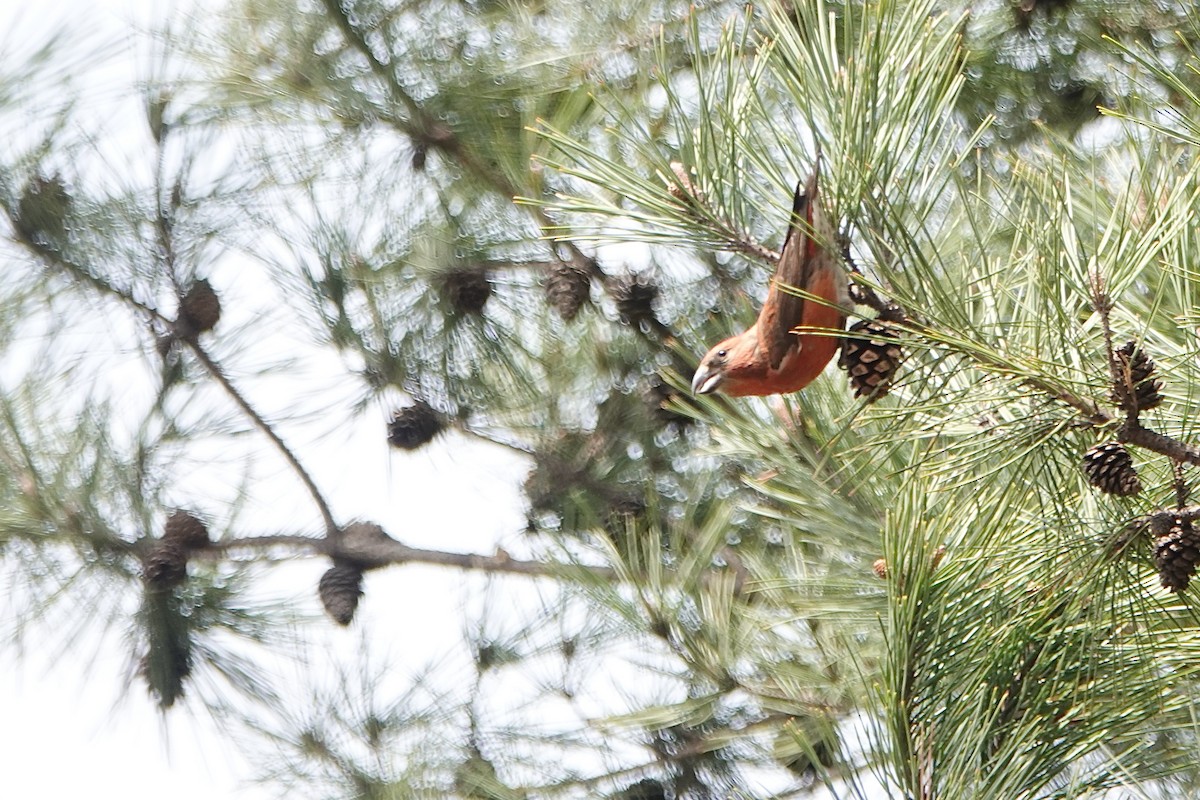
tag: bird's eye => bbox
[716,349,727,358]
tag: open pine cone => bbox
[839,319,903,400]
[1082,442,1141,497]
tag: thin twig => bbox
[185,341,339,537]
[19,238,168,325]
[841,241,1112,424]
[13,205,343,538]
[325,0,523,200]
[840,239,906,321]
[1087,267,1132,418]
[201,532,617,579]
[1174,459,1188,509]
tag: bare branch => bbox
[1121,420,1200,467]
[185,341,339,536]
[200,530,616,580]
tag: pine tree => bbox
[6,0,1200,798]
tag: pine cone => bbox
[1112,341,1162,412]
[665,161,706,211]
[618,779,667,800]
[643,376,692,430]
[163,509,209,550]
[613,276,660,327]
[1082,442,1141,496]
[546,263,591,321]
[143,540,189,588]
[387,401,444,450]
[442,268,492,315]
[15,173,71,248]
[1153,515,1200,592]
[839,319,903,400]
[179,279,222,335]
[318,563,364,625]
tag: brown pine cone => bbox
[1082,442,1141,497]
[143,541,189,589]
[163,509,210,550]
[1153,515,1200,592]
[613,275,660,327]
[318,563,364,625]
[387,401,444,450]
[178,279,221,336]
[546,263,591,321]
[442,268,492,315]
[1112,341,1162,413]
[839,319,903,400]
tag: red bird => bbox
[691,165,847,397]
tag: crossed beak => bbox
[691,364,722,395]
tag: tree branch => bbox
[1120,420,1200,467]
[184,341,339,537]
[15,235,168,326]
[200,530,616,580]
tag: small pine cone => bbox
[643,376,692,429]
[1153,515,1200,592]
[546,263,591,321]
[872,558,889,579]
[15,173,71,246]
[179,279,221,335]
[839,319,903,400]
[318,563,364,625]
[613,276,660,327]
[387,401,444,450]
[163,509,210,550]
[1082,442,1142,496]
[618,779,667,800]
[665,161,706,210]
[143,541,189,588]
[1112,341,1162,412]
[442,268,493,315]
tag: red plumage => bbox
[692,164,847,397]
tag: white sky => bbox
[0,2,536,797]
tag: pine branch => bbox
[12,227,341,537]
[845,227,1113,426]
[322,0,522,200]
[661,162,781,264]
[1120,421,1200,467]
[13,234,167,325]
[201,531,616,580]
[184,340,339,536]
[322,0,692,380]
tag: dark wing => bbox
[759,169,820,371]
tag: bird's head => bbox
[691,331,760,396]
